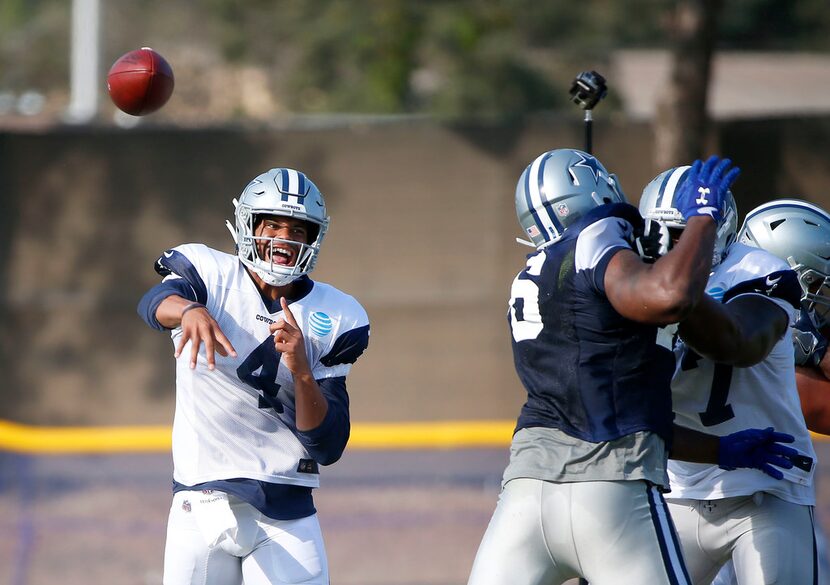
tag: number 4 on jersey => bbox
[236,336,284,412]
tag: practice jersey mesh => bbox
[666,243,815,504]
[158,243,369,489]
[510,203,676,446]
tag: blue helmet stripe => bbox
[536,152,564,235]
[298,172,306,195]
[280,169,290,193]
[655,167,689,208]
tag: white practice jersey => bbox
[666,243,815,505]
[157,243,369,489]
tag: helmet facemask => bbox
[798,267,830,327]
[737,198,830,326]
[639,166,737,266]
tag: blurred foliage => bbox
[0,0,828,118]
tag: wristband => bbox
[181,302,206,317]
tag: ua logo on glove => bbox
[673,155,740,223]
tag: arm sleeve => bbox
[294,376,351,466]
[136,279,198,331]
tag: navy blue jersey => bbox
[509,203,675,444]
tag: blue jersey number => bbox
[681,349,735,426]
[236,336,284,412]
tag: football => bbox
[107,47,175,116]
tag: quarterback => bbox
[640,172,817,585]
[137,168,370,585]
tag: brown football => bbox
[107,47,174,116]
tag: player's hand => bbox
[793,308,828,367]
[718,427,797,480]
[674,155,740,223]
[175,304,237,370]
[270,297,311,377]
[635,218,672,263]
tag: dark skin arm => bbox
[604,216,716,325]
[795,366,830,435]
[678,295,789,367]
[670,423,719,463]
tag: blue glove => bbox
[718,427,797,480]
[673,155,740,223]
[793,307,828,367]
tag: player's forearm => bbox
[679,296,786,367]
[156,295,202,329]
[650,217,716,314]
[677,295,742,361]
[293,372,329,431]
[612,217,716,324]
[670,423,719,464]
[137,280,198,331]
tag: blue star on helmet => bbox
[571,153,605,183]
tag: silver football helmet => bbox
[638,165,738,265]
[738,199,830,324]
[225,168,330,287]
[515,148,626,248]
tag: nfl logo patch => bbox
[556,203,569,217]
[526,225,540,238]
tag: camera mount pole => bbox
[569,71,607,155]
[584,109,593,154]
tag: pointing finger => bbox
[280,297,299,327]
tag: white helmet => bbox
[638,165,738,265]
[739,198,830,323]
[515,148,626,248]
[226,168,330,286]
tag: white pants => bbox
[163,490,329,585]
[668,493,815,585]
[467,478,691,585]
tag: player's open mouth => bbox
[271,245,295,266]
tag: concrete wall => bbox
[1,115,829,425]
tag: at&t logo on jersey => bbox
[309,312,333,337]
[707,286,725,301]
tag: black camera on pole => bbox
[569,71,607,154]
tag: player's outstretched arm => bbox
[671,424,797,480]
[678,295,789,367]
[156,295,237,370]
[605,217,714,324]
[605,156,739,325]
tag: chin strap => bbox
[515,237,536,248]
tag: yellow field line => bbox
[1,419,826,455]
[0,419,516,454]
